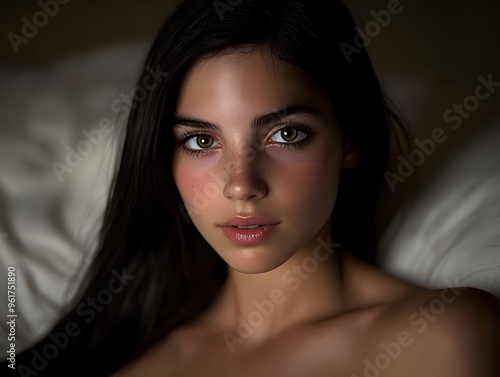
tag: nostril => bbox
[222,166,267,201]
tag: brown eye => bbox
[280,128,298,142]
[185,135,218,150]
[269,127,308,144]
[196,136,214,148]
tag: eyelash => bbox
[176,123,314,157]
[175,130,214,157]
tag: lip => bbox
[219,215,280,245]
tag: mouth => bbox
[219,224,278,245]
[218,215,280,245]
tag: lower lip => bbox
[220,225,278,245]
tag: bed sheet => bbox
[0,42,148,354]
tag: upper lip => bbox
[219,215,280,227]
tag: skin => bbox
[112,49,500,376]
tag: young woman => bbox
[7,0,500,376]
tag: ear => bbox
[342,135,361,169]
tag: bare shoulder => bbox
[334,254,499,376]
[375,286,500,376]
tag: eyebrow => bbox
[173,104,321,131]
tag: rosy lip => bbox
[218,215,280,245]
[220,224,278,245]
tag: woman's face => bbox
[172,49,358,274]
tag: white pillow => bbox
[379,118,500,297]
[0,42,149,355]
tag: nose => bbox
[222,151,267,202]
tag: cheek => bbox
[271,149,342,213]
[173,156,221,212]
[173,167,195,203]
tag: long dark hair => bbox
[12,0,408,375]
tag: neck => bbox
[201,223,348,350]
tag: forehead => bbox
[176,49,331,118]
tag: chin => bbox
[220,246,294,275]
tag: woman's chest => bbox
[114,315,376,377]
[169,323,361,377]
